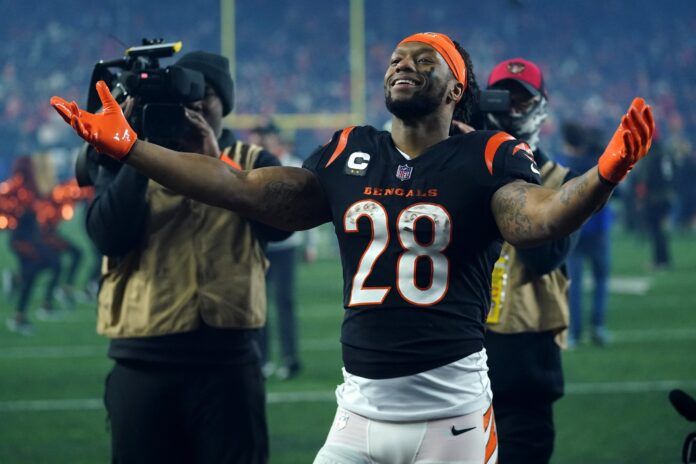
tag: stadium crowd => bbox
[1,2,693,143]
[2,0,694,221]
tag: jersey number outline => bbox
[343,200,452,307]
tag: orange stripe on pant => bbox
[483,405,498,464]
[483,404,493,431]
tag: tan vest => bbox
[97,142,269,338]
[486,161,571,343]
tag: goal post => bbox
[219,0,366,130]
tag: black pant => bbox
[493,394,555,464]
[15,249,61,314]
[486,331,562,464]
[645,204,671,267]
[105,360,268,464]
[58,237,83,286]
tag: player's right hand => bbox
[598,97,655,185]
[50,81,138,160]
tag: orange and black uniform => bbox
[302,125,540,380]
[41,220,83,299]
[10,209,61,315]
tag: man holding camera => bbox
[482,59,576,464]
[85,51,288,464]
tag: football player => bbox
[51,32,654,464]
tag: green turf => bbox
[0,211,694,463]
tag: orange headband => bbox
[398,32,467,89]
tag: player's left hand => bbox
[598,97,655,184]
[50,81,138,160]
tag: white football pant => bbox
[313,405,498,464]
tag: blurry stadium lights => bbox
[17,189,30,201]
[61,204,74,221]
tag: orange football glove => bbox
[50,81,137,160]
[598,97,655,184]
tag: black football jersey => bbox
[303,126,540,379]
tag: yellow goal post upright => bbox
[219,0,366,131]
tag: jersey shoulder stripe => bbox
[483,131,515,175]
[325,126,357,168]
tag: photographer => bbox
[86,51,289,464]
[468,58,578,464]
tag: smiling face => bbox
[384,41,459,122]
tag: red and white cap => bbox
[488,58,546,98]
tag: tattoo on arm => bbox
[258,179,330,230]
[261,181,305,222]
[493,167,614,246]
[559,175,590,205]
[492,182,533,239]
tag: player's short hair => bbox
[452,40,479,125]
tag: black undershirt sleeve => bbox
[85,164,149,256]
[515,235,576,276]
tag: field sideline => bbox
[0,212,694,463]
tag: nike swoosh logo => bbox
[531,163,540,175]
[451,425,476,436]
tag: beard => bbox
[385,85,446,123]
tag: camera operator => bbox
[86,51,289,464]
[458,58,578,464]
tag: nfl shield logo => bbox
[396,164,413,181]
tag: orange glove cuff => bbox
[598,123,634,184]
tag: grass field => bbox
[0,210,694,463]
